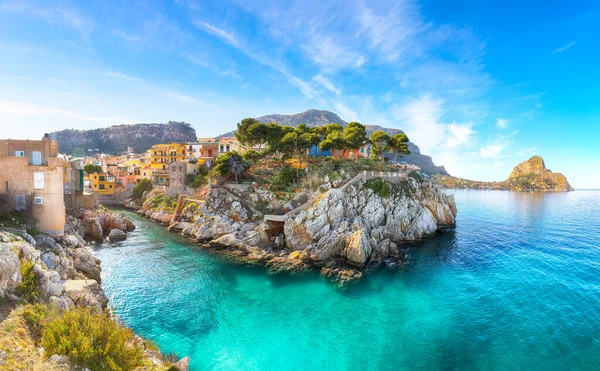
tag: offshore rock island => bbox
[432,156,574,192]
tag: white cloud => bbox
[496,118,508,128]
[333,101,359,122]
[313,74,340,95]
[105,71,142,82]
[194,20,239,47]
[112,30,140,43]
[445,121,475,148]
[305,37,366,70]
[551,40,577,55]
[479,144,507,158]
[516,147,539,157]
[392,95,446,154]
[185,55,240,79]
[491,162,505,169]
[0,0,92,34]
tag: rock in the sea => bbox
[173,356,190,371]
[107,229,127,242]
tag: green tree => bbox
[242,150,261,163]
[389,133,411,165]
[83,164,102,174]
[72,147,85,157]
[320,130,347,157]
[369,130,391,161]
[235,118,268,150]
[131,178,153,200]
[342,122,368,156]
[213,151,248,182]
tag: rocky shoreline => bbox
[0,208,189,370]
[125,175,457,286]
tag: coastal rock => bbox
[173,356,190,371]
[72,248,102,283]
[284,177,456,267]
[320,266,363,286]
[108,229,127,242]
[33,264,64,300]
[0,243,21,297]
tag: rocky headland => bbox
[433,156,573,192]
[126,172,456,286]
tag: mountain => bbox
[433,156,573,191]
[221,109,448,175]
[49,122,197,155]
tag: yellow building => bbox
[148,143,187,172]
[85,173,117,195]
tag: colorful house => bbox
[85,173,117,195]
[148,143,187,172]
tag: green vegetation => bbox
[83,164,103,174]
[271,166,304,193]
[42,308,145,371]
[147,193,177,213]
[369,130,391,161]
[15,261,40,303]
[389,133,410,164]
[26,226,40,238]
[22,303,52,340]
[365,178,392,198]
[131,178,153,200]
[213,151,249,182]
[408,170,423,183]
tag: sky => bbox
[0,0,598,188]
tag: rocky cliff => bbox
[49,121,197,155]
[433,156,573,192]
[219,109,448,175]
[129,175,456,285]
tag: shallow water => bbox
[97,190,600,370]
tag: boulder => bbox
[0,243,20,297]
[173,356,190,371]
[108,229,127,242]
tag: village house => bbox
[191,138,219,167]
[0,135,67,236]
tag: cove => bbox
[96,190,600,370]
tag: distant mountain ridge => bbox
[433,156,573,191]
[49,122,197,154]
[221,109,448,175]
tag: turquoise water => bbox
[97,190,600,370]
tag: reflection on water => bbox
[98,190,600,370]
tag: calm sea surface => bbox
[97,190,600,370]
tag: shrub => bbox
[408,170,423,183]
[83,164,103,174]
[42,308,145,371]
[271,166,304,192]
[16,261,40,303]
[26,226,40,238]
[189,174,208,190]
[23,304,53,341]
[365,178,391,198]
[132,179,153,200]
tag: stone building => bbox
[0,135,67,236]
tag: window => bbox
[32,151,42,165]
[34,197,43,205]
[15,150,25,157]
[226,145,230,152]
[360,148,365,153]
[99,184,105,190]
[99,176,105,181]
[34,172,44,189]
[109,185,112,189]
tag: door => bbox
[32,151,42,165]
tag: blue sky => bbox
[0,0,598,188]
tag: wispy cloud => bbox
[516,147,539,157]
[0,100,128,123]
[445,122,475,148]
[105,71,142,82]
[112,30,140,43]
[194,20,239,47]
[0,0,93,34]
[185,55,240,79]
[496,118,508,128]
[313,74,340,95]
[479,144,507,158]
[551,40,577,55]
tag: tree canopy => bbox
[369,130,391,161]
[83,164,102,174]
[389,133,410,164]
[213,151,249,181]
